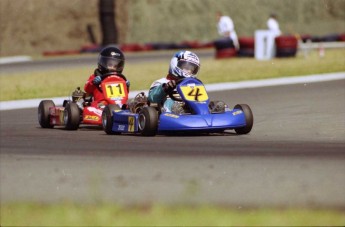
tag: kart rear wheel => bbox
[138,107,158,136]
[38,100,55,128]
[64,102,80,130]
[234,104,253,134]
[102,104,121,135]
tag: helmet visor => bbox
[99,56,124,72]
[177,60,199,76]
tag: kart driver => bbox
[148,50,226,114]
[148,50,200,114]
[84,45,130,108]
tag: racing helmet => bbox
[98,46,125,74]
[168,50,200,79]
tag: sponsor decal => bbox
[187,83,196,88]
[59,109,65,124]
[232,110,243,116]
[128,116,135,132]
[84,115,99,121]
[118,125,125,130]
[111,52,120,56]
[87,107,103,116]
[164,113,179,118]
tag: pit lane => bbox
[1,79,344,208]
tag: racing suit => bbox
[148,75,177,112]
[84,69,129,107]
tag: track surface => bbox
[1,79,344,208]
[0,50,213,74]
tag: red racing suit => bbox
[84,71,128,107]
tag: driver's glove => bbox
[92,76,102,85]
[126,80,130,88]
[163,80,176,93]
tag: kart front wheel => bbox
[138,107,158,136]
[102,104,121,135]
[234,104,253,135]
[64,102,80,130]
[38,100,55,128]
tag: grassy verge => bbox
[0,49,344,101]
[1,202,345,226]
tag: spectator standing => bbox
[267,13,282,36]
[216,11,239,50]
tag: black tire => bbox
[234,104,253,135]
[138,107,158,136]
[102,104,121,135]
[64,102,80,130]
[38,100,55,128]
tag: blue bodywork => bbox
[110,78,247,133]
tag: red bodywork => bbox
[49,75,128,126]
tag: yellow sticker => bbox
[164,113,179,118]
[232,110,243,116]
[128,116,135,132]
[59,109,65,124]
[180,85,208,102]
[84,115,99,121]
[105,82,126,99]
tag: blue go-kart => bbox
[102,78,253,136]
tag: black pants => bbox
[214,37,235,50]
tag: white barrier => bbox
[254,30,279,60]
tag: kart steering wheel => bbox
[102,72,117,78]
[168,79,184,102]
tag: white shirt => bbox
[217,16,239,49]
[267,18,281,36]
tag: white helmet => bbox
[168,50,200,79]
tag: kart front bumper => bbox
[158,111,246,131]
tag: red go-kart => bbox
[38,74,128,130]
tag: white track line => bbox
[0,72,344,111]
[0,56,32,64]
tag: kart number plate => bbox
[105,82,126,99]
[180,85,208,102]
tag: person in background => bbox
[84,45,130,108]
[216,11,239,50]
[267,13,282,36]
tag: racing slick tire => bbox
[38,100,55,128]
[234,104,253,135]
[102,104,121,135]
[64,102,80,130]
[138,106,158,136]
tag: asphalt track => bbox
[0,50,214,74]
[1,78,344,208]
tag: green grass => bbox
[1,202,344,226]
[0,49,344,101]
